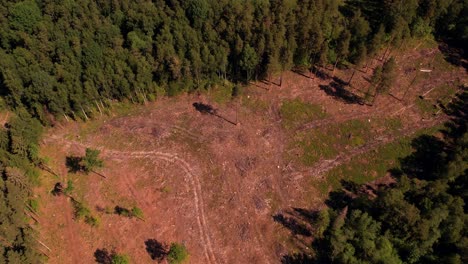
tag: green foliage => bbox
[28,199,39,212]
[379,57,397,93]
[72,200,100,227]
[0,112,43,262]
[315,209,330,238]
[0,1,465,261]
[131,206,144,219]
[82,148,103,173]
[111,253,130,264]
[115,205,144,220]
[167,243,189,264]
[0,0,463,122]
[370,57,397,95]
[239,44,259,80]
[280,99,326,130]
[291,119,371,166]
[63,180,74,195]
[9,1,42,33]
[292,95,468,263]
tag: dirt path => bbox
[59,196,80,264]
[44,135,219,264]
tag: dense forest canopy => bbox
[0,0,466,262]
[0,0,466,123]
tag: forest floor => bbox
[35,40,466,263]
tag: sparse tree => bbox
[167,243,189,264]
[81,148,104,174]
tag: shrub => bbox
[131,206,144,219]
[167,243,189,264]
[111,253,130,264]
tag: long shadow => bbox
[292,69,312,79]
[273,213,311,236]
[438,42,467,70]
[145,239,167,261]
[312,66,331,80]
[279,87,467,264]
[325,189,353,210]
[399,135,448,181]
[441,89,467,140]
[193,102,237,125]
[319,82,364,104]
[292,208,316,224]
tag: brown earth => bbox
[36,43,466,263]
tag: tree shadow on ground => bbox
[281,253,315,264]
[311,66,331,80]
[145,239,167,261]
[273,213,311,237]
[441,89,467,140]
[292,70,310,79]
[192,102,237,125]
[193,102,217,115]
[94,248,113,264]
[65,156,82,173]
[399,135,447,181]
[438,42,467,70]
[319,82,364,104]
[280,90,468,263]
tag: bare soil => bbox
[36,45,466,263]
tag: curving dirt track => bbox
[44,135,219,264]
[37,44,466,263]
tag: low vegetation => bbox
[167,243,190,264]
[0,0,465,262]
[114,205,145,220]
[285,93,467,263]
[72,200,100,227]
[66,148,104,174]
[280,99,326,130]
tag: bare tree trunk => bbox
[371,91,378,105]
[402,73,418,101]
[381,46,390,61]
[279,72,283,87]
[310,53,318,79]
[363,59,370,73]
[91,169,106,179]
[332,57,339,78]
[348,69,356,85]
[95,101,103,116]
[100,100,106,113]
[81,107,89,120]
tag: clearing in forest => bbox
[36,42,466,263]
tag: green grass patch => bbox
[241,95,270,113]
[28,199,39,212]
[291,119,371,166]
[315,126,441,196]
[280,99,326,130]
[416,84,458,116]
[416,97,437,115]
[382,118,403,131]
[207,82,234,104]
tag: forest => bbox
[0,0,466,263]
[283,92,467,263]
